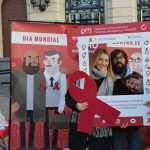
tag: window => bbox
[66,0,105,24]
[137,0,150,21]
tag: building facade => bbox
[0,0,150,57]
[0,1,150,149]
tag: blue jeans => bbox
[112,127,142,150]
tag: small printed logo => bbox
[72,36,77,40]
[81,28,92,35]
[115,119,120,124]
[102,120,106,124]
[146,88,150,93]
[130,118,136,124]
[141,24,146,31]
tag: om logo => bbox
[81,28,92,35]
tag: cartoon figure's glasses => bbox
[128,57,142,63]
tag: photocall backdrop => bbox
[10,21,150,149]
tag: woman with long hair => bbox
[65,48,115,150]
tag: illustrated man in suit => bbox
[11,50,46,150]
[43,50,67,150]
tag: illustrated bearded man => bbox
[11,51,46,150]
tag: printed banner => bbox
[76,22,150,127]
[10,21,78,150]
[10,21,150,150]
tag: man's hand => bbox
[144,101,150,114]
[11,102,20,113]
[120,123,128,129]
[144,101,150,107]
[76,102,88,111]
[58,98,65,113]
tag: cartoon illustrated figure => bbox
[11,51,46,150]
[128,52,143,74]
[43,50,67,149]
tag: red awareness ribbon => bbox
[39,80,47,90]
[53,81,59,90]
[69,71,120,134]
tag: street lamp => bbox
[30,0,50,12]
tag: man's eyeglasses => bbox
[128,57,142,63]
[113,55,124,60]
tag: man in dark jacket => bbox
[110,49,143,150]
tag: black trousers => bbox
[88,135,112,150]
[69,123,112,150]
[44,107,59,148]
[20,110,35,147]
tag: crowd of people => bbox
[65,48,150,150]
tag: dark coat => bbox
[12,68,46,122]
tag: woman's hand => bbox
[76,102,88,111]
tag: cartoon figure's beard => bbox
[23,63,40,75]
[112,62,127,75]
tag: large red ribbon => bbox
[69,71,120,134]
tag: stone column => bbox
[105,0,137,24]
[27,0,65,22]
